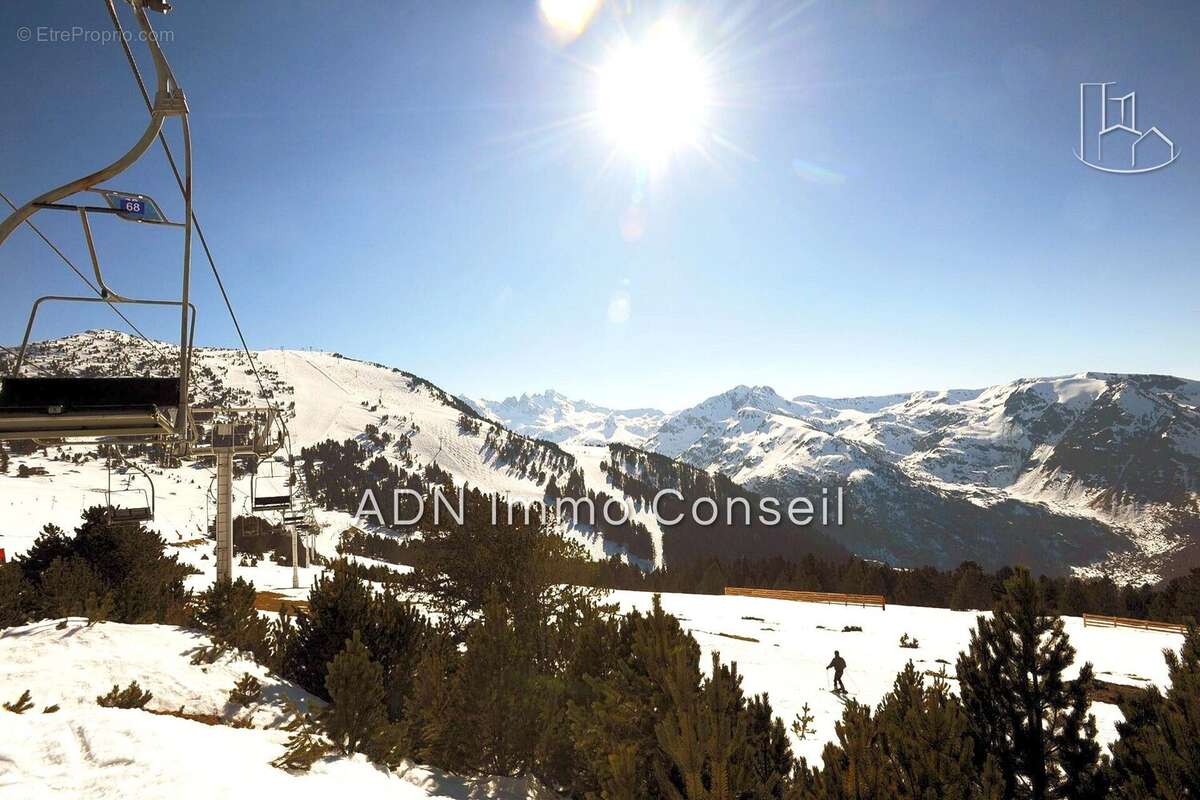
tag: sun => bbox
[596,20,711,167]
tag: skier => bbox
[826,650,847,694]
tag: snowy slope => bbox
[6,331,1199,579]
[0,331,679,568]
[639,377,1200,580]
[0,618,553,799]
[0,594,1182,791]
[610,589,1180,766]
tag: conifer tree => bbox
[809,701,894,799]
[446,593,537,776]
[1109,625,1200,798]
[874,662,989,799]
[192,577,271,663]
[791,704,816,741]
[96,681,153,709]
[0,563,27,628]
[568,595,700,799]
[404,628,462,769]
[322,630,403,767]
[654,650,787,800]
[956,568,1106,799]
[745,692,794,799]
[3,689,34,714]
[795,663,1002,800]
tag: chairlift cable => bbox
[0,190,165,355]
[109,4,311,543]
[105,4,292,454]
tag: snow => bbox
[9,330,1199,578]
[1,331,1196,790]
[469,389,666,447]
[0,618,314,727]
[0,593,1181,794]
[607,589,1180,765]
[0,618,553,799]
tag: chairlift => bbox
[252,458,293,511]
[98,447,155,525]
[0,376,182,442]
[0,0,194,447]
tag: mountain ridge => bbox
[5,330,1197,580]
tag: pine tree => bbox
[874,662,985,799]
[228,673,263,706]
[96,681,153,709]
[0,563,27,628]
[568,595,700,799]
[446,593,538,776]
[655,651,759,800]
[404,629,462,768]
[791,704,816,740]
[1109,625,1200,798]
[809,700,894,799]
[745,692,795,799]
[277,568,427,716]
[322,630,403,767]
[795,663,1001,800]
[191,577,272,663]
[956,568,1106,799]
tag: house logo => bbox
[1076,82,1179,174]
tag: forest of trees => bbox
[301,434,849,568]
[337,522,1200,626]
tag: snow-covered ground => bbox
[0,332,1193,793]
[0,619,553,799]
[0,590,1181,796]
[609,589,1179,765]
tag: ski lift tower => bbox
[187,408,282,583]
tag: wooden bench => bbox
[1082,613,1186,635]
[725,587,886,610]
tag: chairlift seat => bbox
[108,506,154,524]
[254,495,292,511]
[0,377,180,409]
[0,377,178,441]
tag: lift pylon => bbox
[188,408,282,583]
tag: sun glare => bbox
[596,20,711,167]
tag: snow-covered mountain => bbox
[636,377,1200,580]
[5,331,1197,581]
[466,390,666,446]
[468,375,1200,580]
[2,331,849,571]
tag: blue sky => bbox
[0,1,1197,410]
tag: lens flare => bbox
[538,0,602,42]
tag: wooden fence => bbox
[724,586,886,610]
[1082,613,1186,635]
